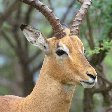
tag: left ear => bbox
[20,24,49,53]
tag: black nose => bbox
[87,73,96,80]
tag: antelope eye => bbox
[56,49,67,56]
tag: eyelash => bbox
[84,49,86,53]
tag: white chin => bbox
[80,82,95,88]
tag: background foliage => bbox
[0,0,112,112]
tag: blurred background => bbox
[0,0,112,112]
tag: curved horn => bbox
[70,0,92,36]
[20,0,66,38]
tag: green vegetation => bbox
[0,0,112,112]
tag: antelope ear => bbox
[20,24,49,53]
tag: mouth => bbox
[81,81,95,85]
[80,78,97,88]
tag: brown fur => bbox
[0,29,97,112]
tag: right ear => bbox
[20,24,50,53]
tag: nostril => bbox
[87,73,96,80]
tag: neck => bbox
[23,58,76,112]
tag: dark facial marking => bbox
[20,24,28,31]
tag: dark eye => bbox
[56,49,67,56]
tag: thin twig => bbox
[97,72,112,85]
[61,0,76,23]
[86,12,95,49]
[0,0,20,28]
[1,31,16,50]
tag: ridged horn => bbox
[70,0,92,36]
[20,0,66,38]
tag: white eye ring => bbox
[57,42,69,55]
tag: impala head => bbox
[20,0,97,88]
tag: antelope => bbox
[0,0,97,112]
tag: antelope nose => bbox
[87,73,96,80]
